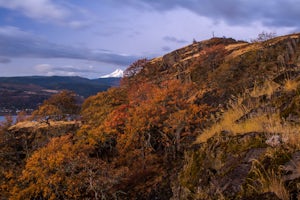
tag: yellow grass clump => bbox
[284,78,299,92]
[196,83,300,144]
[249,160,289,200]
[196,100,300,144]
[250,80,279,98]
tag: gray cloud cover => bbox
[35,64,99,77]
[0,57,11,63]
[0,0,68,21]
[51,66,97,73]
[162,46,171,52]
[115,0,300,28]
[0,26,138,66]
[0,0,94,29]
[163,36,188,44]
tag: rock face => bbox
[283,151,300,179]
[241,192,282,200]
[176,131,300,199]
[7,120,80,156]
[177,132,267,199]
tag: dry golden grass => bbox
[196,103,300,144]
[196,113,271,143]
[225,42,248,51]
[267,121,300,148]
[196,96,257,143]
[196,99,300,148]
[9,120,79,130]
[250,80,279,98]
[149,56,163,64]
[266,34,300,46]
[225,43,261,60]
[284,78,299,92]
[196,78,285,144]
[249,160,289,200]
[181,53,201,62]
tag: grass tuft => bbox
[248,160,289,200]
[284,78,299,92]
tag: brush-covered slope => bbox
[136,34,300,105]
[131,34,300,199]
[2,33,300,200]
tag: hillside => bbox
[1,33,300,199]
[0,76,120,113]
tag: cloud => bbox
[52,66,97,74]
[163,36,188,44]
[68,20,91,29]
[162,46,171,52]
[0,0,68,21]
[35,64,99,77]
[115,0,300,28]
[0,57,11,63]
[0,26,138,66]
[35,64,52,73]
[0,0,93,29]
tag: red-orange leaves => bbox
[103,104,129,135]
[10,135,121,200]
[119,79,210,156]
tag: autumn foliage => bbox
[0,71,213,199]
[10,135,126,200]
[0,71,211,199]
[2,34,300,199]
[0,39,224,199]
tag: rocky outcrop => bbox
[7,120,80,155]
[176,124,300,199]
[177,132,269,199]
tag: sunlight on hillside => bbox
[225,43,261,60]
[196,76,300,145]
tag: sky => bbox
[0,0,299,78]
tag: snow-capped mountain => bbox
[100,69,123,78]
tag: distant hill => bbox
[0,76,120,112]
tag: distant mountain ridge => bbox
[0,76,120,113]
